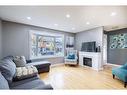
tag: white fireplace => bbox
[79,51,103,71]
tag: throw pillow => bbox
[0,58,16,84]
[14,65,38,81]
[68,54,75,59]
[13,56,27,67]
[0,72,9,89]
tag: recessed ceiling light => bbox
[66,14,71,18]
[54,24,58,26]
[111,12,117,16]
[27,17,31,20]
[86,22,90,25]
[72,28,75,30]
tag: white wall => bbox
[0,20,2,59]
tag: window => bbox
[29,30,64,59]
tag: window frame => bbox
[29,30,64,59]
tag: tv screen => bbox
[81,41,96,52]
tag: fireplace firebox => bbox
[83,57,92,67]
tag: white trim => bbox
[105,63,121,67]
[51,63,65,67]
[29,30,64,60]
[30,30,64,37]
[29,31,32,59]
[30,55,64,60]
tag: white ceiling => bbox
[0,6,127,33]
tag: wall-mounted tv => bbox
[81,41,96,52]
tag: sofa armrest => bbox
[33,84,53,90]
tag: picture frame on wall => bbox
[66,36,74,49]
[110,33,127,49]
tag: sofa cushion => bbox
[14,66,38,81]
[0,72,9,89]
[10,76,46,89]
[13,56,27,67]
[0,58,16,83]
[32,84,53,89]
[10,75,39,87]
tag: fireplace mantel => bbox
[79,51,103,71]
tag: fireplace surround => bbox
[79,51,103,71]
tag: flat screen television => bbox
[81,41,96,52]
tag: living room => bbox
[1,6,127,91]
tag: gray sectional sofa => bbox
[0,56,53,90]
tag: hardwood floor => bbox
[39,65,126,89]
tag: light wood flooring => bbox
[39,65,126,89]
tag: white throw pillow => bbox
[14,66,38,81]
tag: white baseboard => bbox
[51,63,64,67]
[104,63,121,67]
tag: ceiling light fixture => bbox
[111,12,117,16]
[72,28,75,30]
[86,22,90,25]
[27,17,31,20]
[66,14,71,18]
[54,24,58,26]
